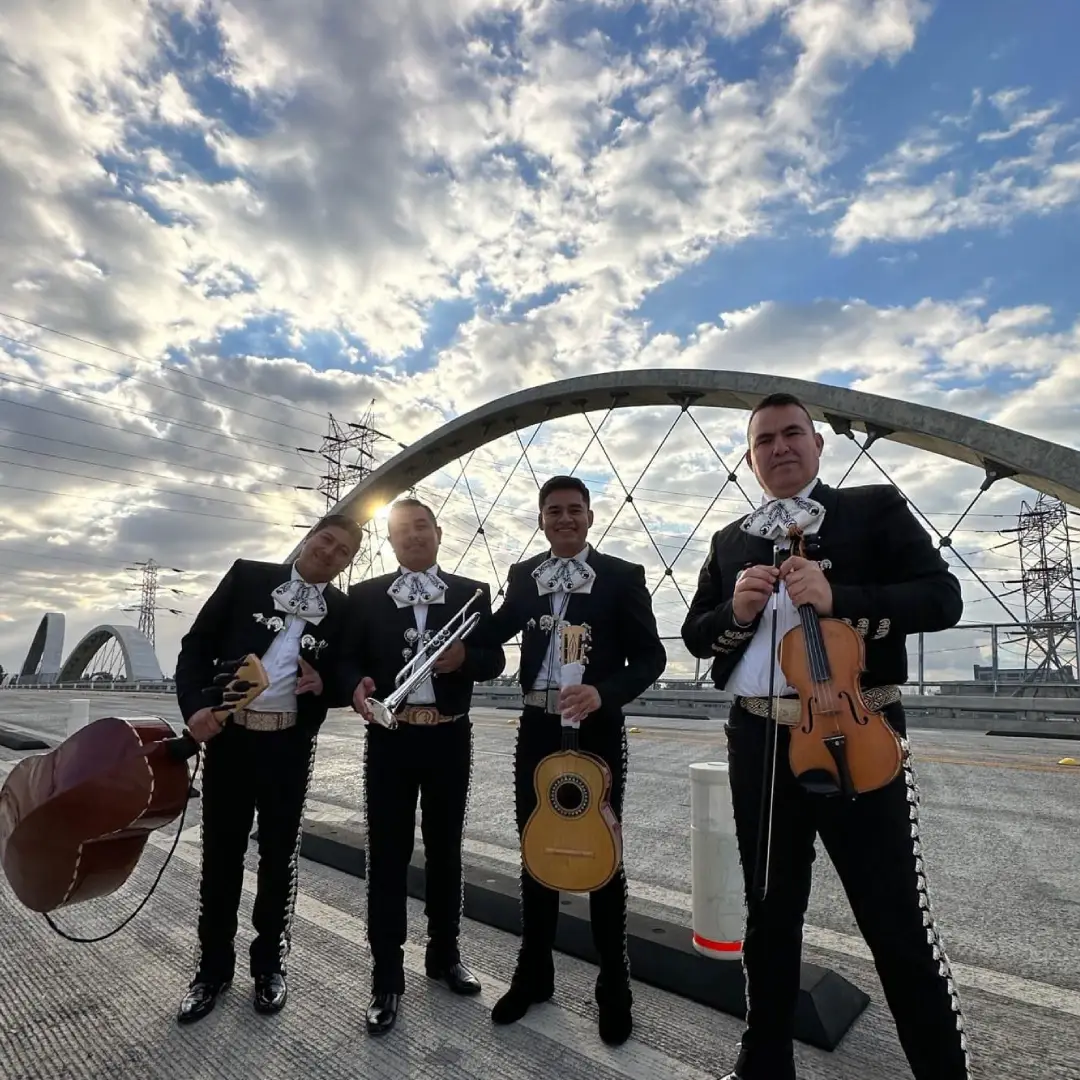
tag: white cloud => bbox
[834,85,1080,251]
[0,1,1074,687]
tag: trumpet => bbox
[367,588,483,730]
[395,588,483,688]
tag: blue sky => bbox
[1,0,1078,675]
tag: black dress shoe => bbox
[426,961,482,996]
[176,978,230,1025]
[491,980,554,1025]
[366,992,400,1036]
[253,973,288,1014]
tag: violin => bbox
[780,602,903,798]
[0,655,268,921]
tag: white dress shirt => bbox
[250,565,328,713]
[726,479,819,698]
[532,546,591,691]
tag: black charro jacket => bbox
[680,481,963,691]
[174,559,351,731]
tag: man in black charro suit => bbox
[681,392,970,1080]
[341,497,505,1036]
[473,475,667,1046]
[173,513,362,1025]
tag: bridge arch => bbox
[19,612,65,683]
[56,623,165,683]
[287,368,1080,557]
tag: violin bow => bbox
[751,525,803,901]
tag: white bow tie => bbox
[532,555,595,595]
[741,495,826,546]
[271,578,327,624]
[388,569,447,608]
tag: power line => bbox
[0,371,314,460]
[123,559,185,647]
[0,424,300,492]
[0,310,334,423]
[0,392,312,478]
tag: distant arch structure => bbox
[286,369,1080,558]
[19,612,66,683]
[56,623,165,684]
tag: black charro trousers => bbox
[194,722,317,982]
[363,717,473,994]
[511,707,631,1000]
[726,701,970,1080]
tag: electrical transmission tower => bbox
[1007,494,1078,687]
[301,401,388,588]
[124,559,185,648]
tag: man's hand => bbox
[559,684,601,723]
[432,639,465,674]
[779,555,833,615]
[352,676,376,722]
[187,706,224,743]
[732,564,779,625]
[296,657,324,696]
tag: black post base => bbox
[300,819,871,1052]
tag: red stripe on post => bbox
[693,931,742,953]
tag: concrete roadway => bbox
[1,691,1078,1079]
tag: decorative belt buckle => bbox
[410,706,439,725]
[774,698,800,726]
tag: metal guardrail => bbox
[2,680,1078,727]
[471,685,1080,722]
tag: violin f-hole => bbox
[839,689,870,727]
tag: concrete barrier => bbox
[689,761,744,961]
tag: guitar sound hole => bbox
[549,775,589,817]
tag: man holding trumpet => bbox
[341,497,505,1035]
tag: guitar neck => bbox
[561,718,580,750]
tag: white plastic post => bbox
[688,761,744,961]
[67,699,91,738]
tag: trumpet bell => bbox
[365,698,398,730]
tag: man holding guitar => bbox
[474,476,667,1046]
[681,393,969,1080]
[343,498,506,1036]
[173,514,362,1025]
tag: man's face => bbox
[388,506,441,571]
[296,524,358,583]
[539,487,593,556]
[746,404,824,498]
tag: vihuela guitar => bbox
[521,623,622,893]
[0,654,269,919]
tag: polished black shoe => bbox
[253,972,287,1014]
[176,978,230,1025]
[597,993,632,1045]
[426,961,482,996]
[366,992,400,1036]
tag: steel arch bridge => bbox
[55,623,165,684]
[18,612,65,682]
[285,369,1080,682]
[289,369,1080,550]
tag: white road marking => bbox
[148,831,714,1080]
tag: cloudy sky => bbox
[1,0,1077,684]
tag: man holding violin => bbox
[681,392,969,1080]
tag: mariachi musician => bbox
[681,392,969,1080]
[342,497,505,1036]
[172,513,362,1025]
[472,475,666,1046]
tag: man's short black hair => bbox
[538,475,590,510]
[747,392,815,438]
[388,496,438,526]
[309,513,363,551]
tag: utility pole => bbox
[123,559,185,647]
